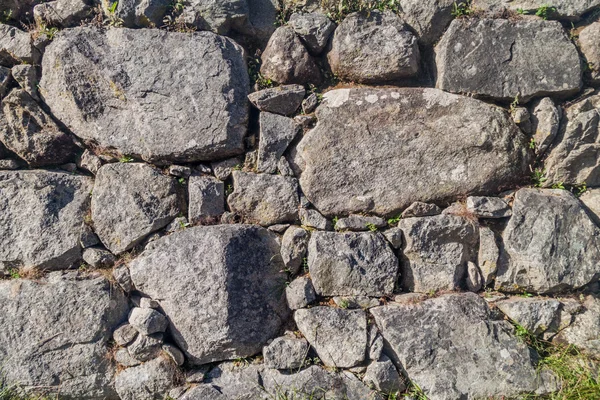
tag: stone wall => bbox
[0,1,599,399]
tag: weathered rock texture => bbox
[473,0,600,20]
[40,27,249,163]
[298,88,529,216]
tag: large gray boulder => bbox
[128,225,289,365]
[92,163,181,255]
[371,293,544,400]
[294,307,367,368]
[0,89,77,167]
[308,231,398,296]
[473,0,600,20]
[0,272,128,399]
[298,88,529,217]
[40,27,248,163]
[436,19,581,103]
[495,189,600,294]
[0,171,92,271]
[397,0,455,45]
[543,93,600,187]
[399,214,479,293]
[328,10,420,83]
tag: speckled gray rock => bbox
[398,215,479,293]
[115,348,141,367]
[328,10,419,83]
[113,265,133,292]
[40,27,248,163]
[114,323,139,346]
[82,247,115,268]
[211,156,243,180]
[473,0,600,20]
[286,276,316,310]
[363,355,405,393]
[204,362,265,399]
[495,189,600,294]
[92,163,181,254]
[401,201,442,218]
[162,343,185,366]
[334,214,386,231]
[0,272,128,398]
[0,89,77,167]
[127,333,163,362]
[248,0,279,42]
[248,85,305,116]
[580,187,600,224]
[294,307,367,368]
[530,97,561,156]
[496,298,561,336]
[554,296,600,358]
[228,171,299,226]
[299,208,330,230]
[0,24,39,66]
[371,293,543,400]
[466,196,512,218]
[260,26,322,85]
[107,0,170,27]
[115,357,177,400]
[466,261,483,292]
[288,12,335,55]
[128,225,289,365]
[580,22,600,84]
[0,171,92,271]
[11,65,39,101]
[543,93,600,187]
[181,0,250,35]
[281,225,309,274]
[129,307,169,335]
[436,19,581,103]
[478,226,500,286]
[382,227,403,249]
[257,112,300,173]
[34,0,93,28]
[264,336,309,369]
[308,231,398,296]
[298,88,530,217]
[0,65,10,96]
[188,175,224,223]
[77,149,103,175]
[397,0,455,45]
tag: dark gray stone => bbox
[288,12,335,55]
[114,323,139,346]
[257,112,300,173]
[363,356,405,393]
[110,0,170,27]
[127,332,163,362]
[115,357,177,400]
[181,0,250,35]
[466,196,512,218]
[248,84,305,116]
[188,175,224,224]
[285,275,316,310]
[397,0,455,45]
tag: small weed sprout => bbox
[387,214,401,225]
[451,1,473,18]
[536,4,556,20]
[119,155,134,163]
[575,182,587,197]
[338,298,350,309]
[366,223,378,232]
[531,168,547,187]
[551,182,566,190]
[177,177,186,185]
[529,138,536,150]
[509,94,520,114]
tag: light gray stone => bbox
[478,226,500,286]
[398,214,479,293]
[128,225,289,365]
[11,65,39,101]
[554,296,600,358]
[495,189,600,294]
[211,156,243,180]
[77,149,103,175]
[228,171,299,226]
[127,332,163,362]
[168,165,192,178]
[0,170,92,271]
[466,196,512,218]
[0,24,39,66]
[260,26,322,85]
[0,158,19,169]
[113,264,133,292]
[0,89,77,167]
[581,22,600,85]
[473,0,600,20]
[204,363,265,399]
[294,306,367,368]
[382,227,403,249]
[371,293,543,400]
[496,298,561,336]
[248,84,305,116]
[34,0,93,27]
[436,19,581,103]
[364,356,405,393]
[115,348,141,367]
[82,246,116,268]
[92,163,181,254]
[368,326,384,361]
[530,97,561,156]
[140,297,160,309]
[286,276,316,310]
[299,208,330,230]
[108,0,170,27]
[288,12,335,55]
[180,385,227,400]
[401,201,442,218]
[114,323,139,346]
[281,225,309,274]
[466,261,483,292]
[40,27,248,163]
[129,307,169,335]
[115,357,177,400]
[298,88,530,217]
[308,231,398,296]
[580,187,600,225]
[181,0,250,35]
[264,336,309,369]
[188,175,224,224]
[0,65,10,97]
[0,272,128,398]
[397,0,455,45]
[257,112,300,173]
[328,10,419,83]
[277,156,294,176]
[334,214,386,231]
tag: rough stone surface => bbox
[115,357,177,400]
[382,227,403,249]
[248,0,279,42]
[466,196,512,218]
[436,19,582,103]
[211,156,243,180]
[371,293,543,400]
[473,0,600,20]
[543,93,600,187]
[11,64,40,101]
[299,208,330,230]
[399,215,479,293]
[78,149,103,175]
[281,225,309,274]
[328,10,419,83]
[294,307,367,368]
[466,261,483,292]
[188,175,224,223]
[397,0,455,45]
[34,0,93,28]
[0,272,128,398]
[363,356,405,393]
[92,163,181,254]
[286,275,316,310]
[0,24,39,66]
[127,332,163,362]
[260,26,322,85]
[554,296,600,358]
[40,27,248,163]
[580,22,600,85]
[263,336,309,369]
[288,12,335,55]
[495,189,600,294]
[114,324,139,346]
[308,231,398,296]
[82,247,115,268]
[335,214,387,231]
[580,187,600,225]
[0,171,92,271]
[128,225,289,365]
[110,0,170,28]
[0,89,77,167]
[496,298,561,336]
[401,201,441,218]
[129,307,169,335]
[228,171,299,226]
[248,84,305,116]
[478,226,500,286]
[530,97,561,156]
[298,88,530,217]
[162,343,185,366]
[181,0,250,35]
[257,112,299,173]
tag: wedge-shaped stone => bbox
[40,27,248,163]
[436,19,581,103]
[128,225,289,365]
[298,88,529,217]
[0,170,92,271]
